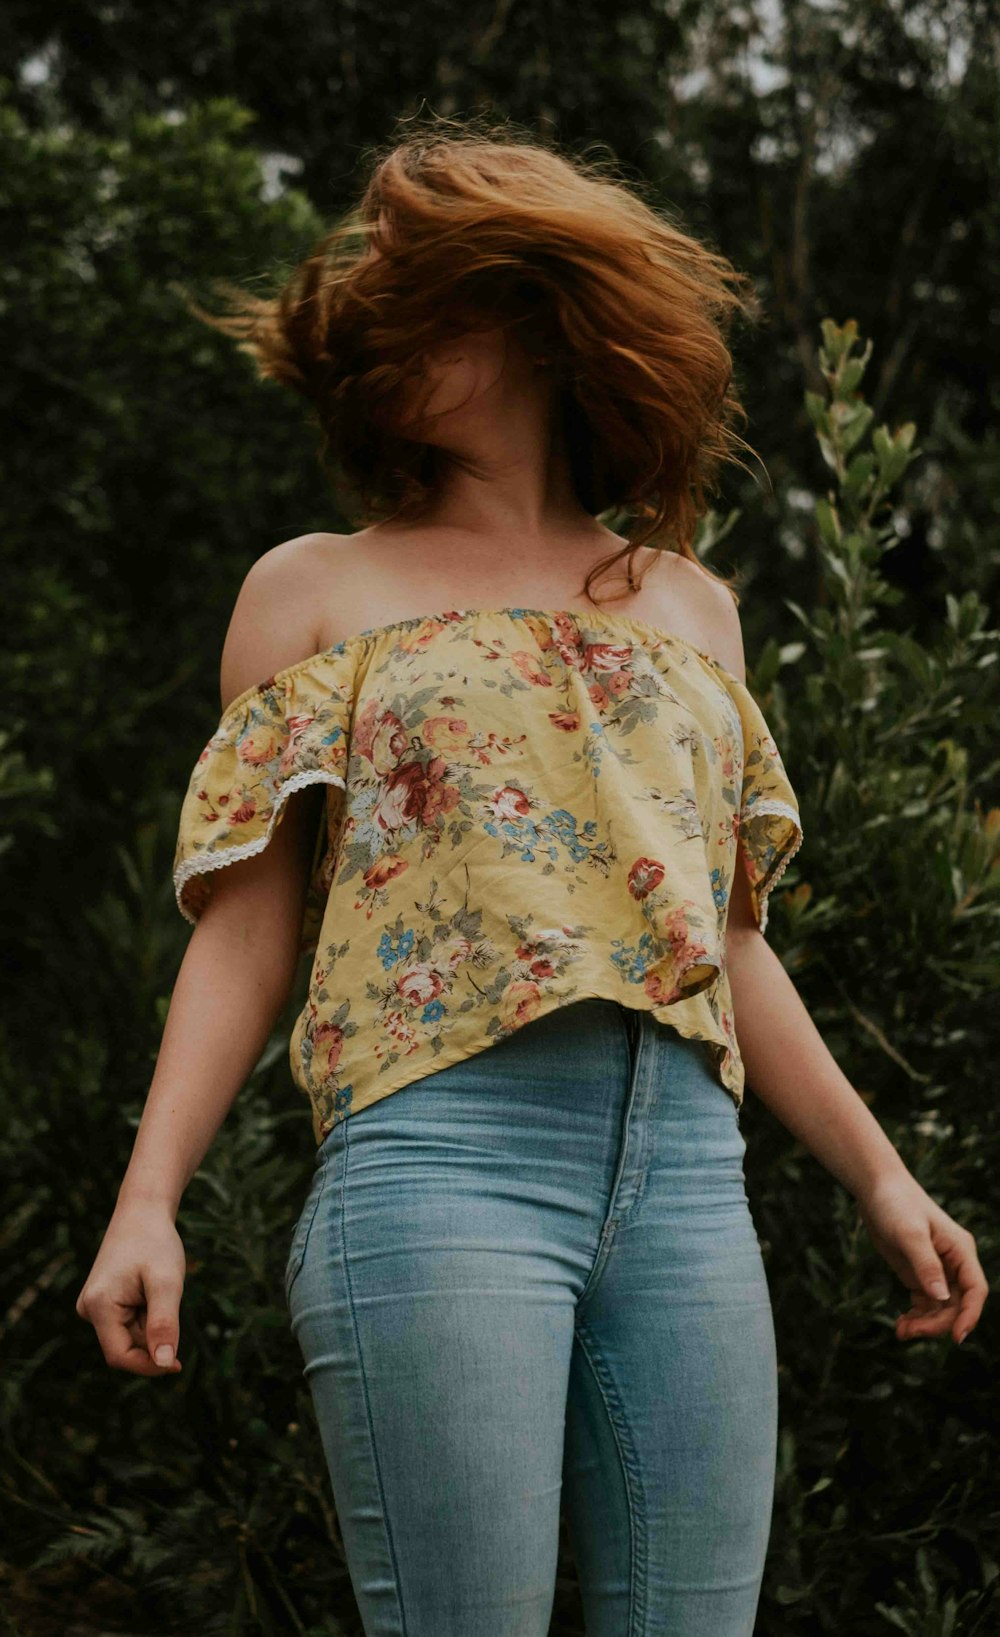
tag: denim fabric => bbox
[285,997,778,1636]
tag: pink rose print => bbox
[397,964,446,1007]
[488,785,532,822]
[373,757,460,834]
[583,642,634,674]
[354,697,409,776]
[237,728,280,768]
[397,617,458,655]
[643,971,684,1006]
[500,980,544,1030]
[364,854,408,887]
[311,1019,345,1079]
[278,711,316,776]
[377,1009,420,1059]
[714,736,739,778]
[511,649,553,686]
[421,714,474,753]
[659,903,712,971]
[627,857,666,899]
[604,670,633,697]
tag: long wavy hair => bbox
[184,112,764,608]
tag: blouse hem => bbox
[174,767,347,926]
[304,985,743,1149]
[744,798,804,935]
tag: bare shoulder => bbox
[650,552,747,683]
[218,531,347,714]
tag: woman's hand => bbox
[75,1204,186,1376]
[857,1172,989,1346]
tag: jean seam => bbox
[574,1322,648,1634]
[339,1114,410,1634]
[577,1013,641,1308]
[617,1006,654,1226]
[284,1146,334,1302]
[577,1220,616,1310]
[627,1069,660,1221]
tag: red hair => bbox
[185,112,764,606]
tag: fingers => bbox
[126,1311,183,1373]
[898,1233,989,1345]
[140,1271,184,1370]
[86,1302,181,1374]
[78,1288,183,1376]
[938,1234,988,1344]
[113,1338,183,1376]
[896,1293,955,1342]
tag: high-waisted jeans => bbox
[284,996,778,1637]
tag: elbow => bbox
[724,921,767,970]
[188,883,305,1008]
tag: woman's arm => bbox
[115,536,328,1217]
[76,781,324,1377]
[725,885,907,1203]
[701,573,988,1348]
[113,782,324,1220]
[75,538,331,1375]
[724,907,987,1348]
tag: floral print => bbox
[172,607,803,1147]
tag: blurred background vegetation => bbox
[1,1,998,1631]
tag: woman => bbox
[76,121,988,1636]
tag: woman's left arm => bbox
[697,571,989,1351]
[725,877,989,1348]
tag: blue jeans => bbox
[285,997,778,1636]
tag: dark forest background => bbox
[1,1,998,1631]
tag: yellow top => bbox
[172,606,804,1147]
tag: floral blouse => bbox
[172,607,804,1147]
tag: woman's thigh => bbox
[563,1014,778,1636]
[284,1000,631,1636]
[284,999,778,1637]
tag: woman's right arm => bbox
[75,536,330,1377]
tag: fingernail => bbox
[955,1330,967,1345]
[154,1345,174,1366]
[930,1280,949,1300]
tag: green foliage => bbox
[743,320,1000,1635]
[1,45,998,1637]
[0,82,360,1636]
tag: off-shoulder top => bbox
[172,606,804,1147]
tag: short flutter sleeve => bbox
[726,674,804,935]
[172,645,356,955]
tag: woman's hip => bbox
[284,996,753,1312]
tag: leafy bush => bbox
[745,320,1000,1635]
[1,82,996,1632]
